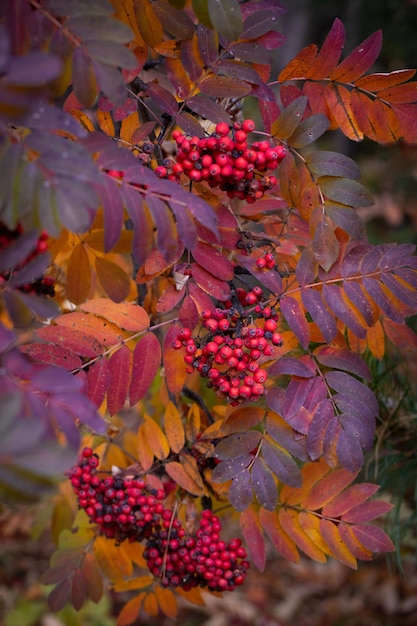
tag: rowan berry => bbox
[242,119,255,133]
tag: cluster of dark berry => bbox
[145,509,249,592]
[68,448,249,592]
[68,447,166,543]
[0,223,55,296]
[172,287,282,404]
[155,120,286,203]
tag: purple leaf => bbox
[340,414,375,450]
[0,231,40,270]
[301,288,337,342]
[9,253,50,287]
[324,204,366,239]
[211,454,253,483]
[237,253,283,295]
[215,60,261,85]
[266,413,308,461]
[322,283,368,337]
[262,438,302,487]
[269,355,316,378]
[343,281,376,327]
[325,371,379,416]
[215,431,262,460]
[314,345,371,380]
[342,500,393,524]
[306,399,335,460]
[363,277,404,323]
[296,245,319,286]
[229,469,253,512]
[229,42,272,65]
[241,9,283,39]
[306,151,361,179]
[5,52,62,85]
[147,82,178,115]
[280,296,310,349]
[251,457,278,510]
[381,272,417,308]
[186,94,231,123]
[196,24,218,67]
[99,176,124,252]
[313,217,339,272]
[335,394,377,425]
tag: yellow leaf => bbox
[66,242,91,304]
[164,402,185,453]
[113,575,154,592]
[137,424,154,471]
[165,461,204,496]
[319,518,357,569]
[94,536,133,581]
[116,592,145,626]
[120,111,140,144]
[142,415,170,460]
[298,511,335,558]
[154,586,178,619]
[278,508,327,562]
[185,402,200,442]
[97,109,115,137]
[68,109,95,133]
[143,591,159,617]
[134,0,163,48]
[281,459,330,505]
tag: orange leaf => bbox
[94,537,133,581]
[350,91,399,143]
[163,324,187,396]
[324,83,364,141]
[165,461,204,496]
[143,591,159,616]
[367,320,385,359]
[281,459,330,505]
[185,402,201,442]
[113,575,153,592]
[155,587,178,619]
[137,424,154,471]
[116,592,145,626]
[258,508,299,563]
[278,151,300,207]
[302,467,358,511]
[223,406,265,435]
[95,257,131,303]
[298,511,335,558]
[55,311,125,345]
[278,508,327,562]
[135,0,163,47]
[319,518,357,568]
[355,69,416,92]
[97,109,115,137]
[164,402,185,453]
[278,44,318,82]
[66,242,91,304]
[142,415,170,460]
[80,298,150,332]
[120,110,140,143]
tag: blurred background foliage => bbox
[1,1,417,625]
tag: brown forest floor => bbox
[1,508,417,626]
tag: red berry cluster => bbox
[68,447,166,543]
[155,121,286,203]
[256,252,276,270]
[0,223,55,296]
[145,509,249,592]
[172,288,282,404]
[68,448,249,592]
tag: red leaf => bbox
[191,263,231,301]
[129,333,161,406]
[342,500,394,524]
[20,343,82,370]
[330,30,383,82]
[192,242,234,281]
[351,525,395,553]
[87,359,111,408]
[107,345,132,415]
[36,325,103,358]
[306,18,345,80]
[240,507,266,572]
[156,283,185,314]
[280,296,310,349]
[178,294,199,330]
